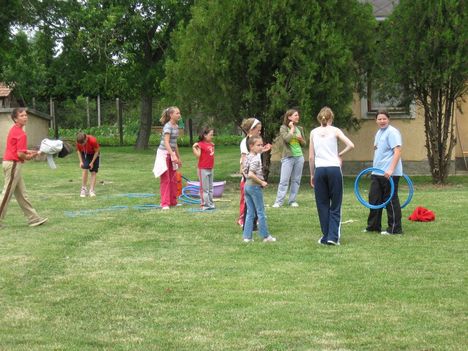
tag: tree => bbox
[164,0,376,177]
[378,0,468,184]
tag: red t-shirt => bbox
[76,135,99,154]
[198,141,215,169]
[3,124,27,162]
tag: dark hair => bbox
[11,107,27,122]
[282,109,298,126]
[76,132,87,144]
[198,127,214,142]
[375,110,390,119]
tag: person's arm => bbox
[76,149,84,167]
[308,133,315,188]
[163,133,179,165]
[17,150,38,161]
[192,142,201,158]
[247,170,267,187]
[280,125,294,144]
[297,126,306,146]
[337,129,354,157]
[385,146,401,178]
[89,146,100,169]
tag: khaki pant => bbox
[0,161,41,225]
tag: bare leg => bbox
[82,169,88,188]
[89,172,97,193]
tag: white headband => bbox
[250,118,261,130]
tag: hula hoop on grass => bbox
[400,174,414,209]
[354,168,394,209]
[179,185,201,204]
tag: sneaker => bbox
[363,228,380,233]
[272,203,281,208]
[29,217,48,227]
[263,235,277,242]
[381,230,403,235]
[80,187,87,197]
[161,206,170,210]
[290,202,299,207]
[243,238,254,242]
[317,237,327,245]
[89,191,96,197]
[327,240,340,246]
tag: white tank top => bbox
[311,126,341,168]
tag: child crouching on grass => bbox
[192,127,215,210]
[242,136,276,243]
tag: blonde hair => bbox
[317,107,334,127]
[160,106,179,124]
[282,109,298,126]
[240,117,261,134]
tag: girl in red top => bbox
[192,127,215,210]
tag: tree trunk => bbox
[135,91,153,150]
[422,89,457,184]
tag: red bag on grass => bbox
[408,206,435,222]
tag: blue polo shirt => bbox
[373,125,403,176]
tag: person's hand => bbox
[384,168,394,179]
[288,121,295,128]
[261,180,268,188]
[192,143,199,149]
[80,162,84,168]
[89,162,94,170]
[310,176,315,188]
[297,135,304,143]
[262,143,272,152]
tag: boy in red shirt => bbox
[192,127,215,210]
[76,133,100,197]
[0,108,48,229]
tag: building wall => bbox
[0,108,51,158]
[270,93,467,176]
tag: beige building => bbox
[271,0,468,176]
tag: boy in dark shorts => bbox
[76,133,100,197]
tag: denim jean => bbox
[243,185,270,239]
[274,156,304,205]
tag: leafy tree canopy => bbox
[164,0,376,139]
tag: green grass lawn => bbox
[0,146,466,350]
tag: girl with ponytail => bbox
[309,107,354,245]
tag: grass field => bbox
[0,146,466,350]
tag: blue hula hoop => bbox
[354,168,394,209]
[179,185,201,204]
[400,174,414,209]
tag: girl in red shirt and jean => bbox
[192,127,215,210]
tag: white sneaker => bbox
[272,203,281,208]
[381,231,390,235]
[161,206,170,210]
[89,191,96,197]
[290,202,299,207]
[263,235,277,242]
[80,187,87,197]
[243,238,253,242]
[327,240,340,246]
[29,217,48,227]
